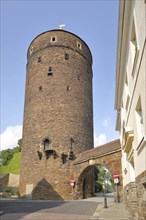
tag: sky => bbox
[0,0,120,151]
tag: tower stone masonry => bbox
[19,29,94,199]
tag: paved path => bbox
[0,199,101,220]
[99,203,130,220]
[0,194,131,220]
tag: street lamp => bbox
[103,169,108,208]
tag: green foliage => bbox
[95,181,103,192]
[95,165,114,192]
[0,139,22,166]
[0,152,21,174]
[0,186,19,195]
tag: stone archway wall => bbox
[74,165,95,199]
[73,149,123,200]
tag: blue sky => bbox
[1,0,119,150]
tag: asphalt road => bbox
[0,199,102,220]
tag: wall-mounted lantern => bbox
[68,137,75,160]
[61,152,67,164]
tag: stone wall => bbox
[0,174,19,187]
[123,170,146,220]
[0,174,9,187]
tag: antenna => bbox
[59,24,65,30]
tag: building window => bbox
[38,56,41,63]
[123,152,127,174]
[125,95,130,111]
[51,36,57,42]
[135,97,143,145]
[48,67,53,76]
[130,18,139,77]
[129,157,135,182]
[65,53,69,60]
[77,42,82,49]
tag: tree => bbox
[95,165,114,192]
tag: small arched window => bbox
[44,139,50,151]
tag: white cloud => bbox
[94,132,107,147]
[0,125,22,151]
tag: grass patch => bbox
[0,152,21,174]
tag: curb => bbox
[90,203,103,220]
[0,211,4,216]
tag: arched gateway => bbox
[73,139,123,200]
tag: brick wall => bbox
[19,30,93,199]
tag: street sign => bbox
[114,178,119,184]
[70,179,75,183]
[114,173,119,179]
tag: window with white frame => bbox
[130,18,139,77]
[135,97,143,145]
[129,157,135,182]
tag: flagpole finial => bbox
[59,24,65,29]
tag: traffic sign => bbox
[114,178,119,184]
[114,173,119,179]
[70,179,75,183]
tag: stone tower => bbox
[19,29,93,199]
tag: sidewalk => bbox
[98,203,131,220]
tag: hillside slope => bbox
[0,152,21,174]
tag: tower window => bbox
[67,86,71,91]
[48,72,53,76]
[38,56,41,63]
[39,86,42,91]
[48,67,53,76]
[51,36,57,42]
[49,67,52,71]
[65,53,69,60]
[77,42,82,49]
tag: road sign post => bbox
[113,173,119,203]
[70,179,75,200]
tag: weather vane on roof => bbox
[59,24,65,30]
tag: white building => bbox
[115,0,146,219]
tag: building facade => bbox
[115,0,146,219]
[19,29,94,199]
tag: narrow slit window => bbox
[65,53,69,60]
[48,67,53,76]
[51,36,57,42]
[67,86,71,91]
[77,42,82,49]
[39,86,42,91]
[48,72,53,76]
[38,56,41,63]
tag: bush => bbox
[0,187,19,196]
